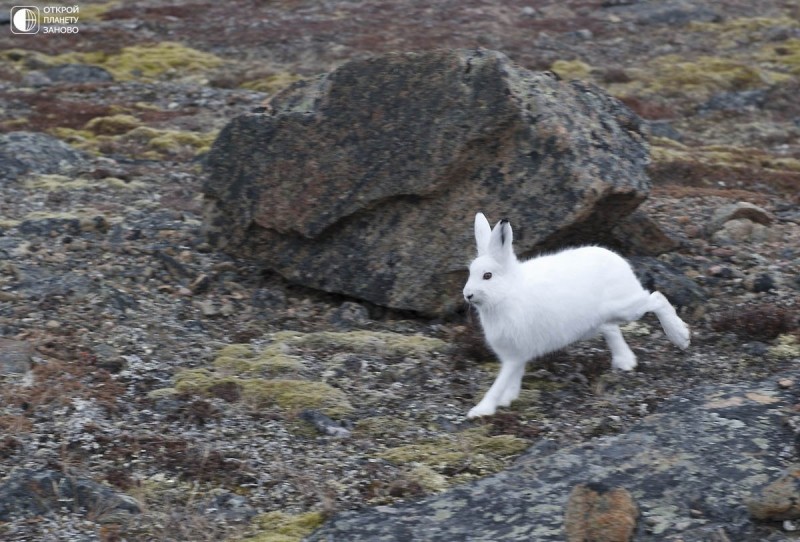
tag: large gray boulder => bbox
[203,49,650,316]
[306,371,799,541]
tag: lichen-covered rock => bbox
[564,483,638,542]
[747,468,800,522]
[0,468,141,523]
[306,372,799,541]
[203,48,651,316]
[0,131,88,183]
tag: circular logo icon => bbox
[11,7,39,34]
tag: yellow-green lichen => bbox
[550,59,592,81]
[23,173,147,191]
[50,124,218,159]
[1,41,223,82]
[241,510,326,542]
[640,55,769,97]
[173,369,353,417]
[84,114,142,135]
[378,427,529,484]
[277,330,448,357]
[689,17,800,49]
[240,73,304,94]
[212,342,304,377]
[84,42,223,82]
[760,38,800,76]
[769,334,800,359]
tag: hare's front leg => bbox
[468,359,525,418]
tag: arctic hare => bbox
[463,213,690,418]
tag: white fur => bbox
[463,212,690,418]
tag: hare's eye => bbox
[483,272,492,280]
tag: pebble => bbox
[778,379,794,389]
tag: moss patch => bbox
[769,334,800,359]
[50,124,218,159]
[550,59,592,81]
[378,427,529,485]
[1,42,223,82]
[23,173,146,192]
[242,510,326,542]
[277,330,448,357]
[174,369,353,417]
[240,73,304,94]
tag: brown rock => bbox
[707,202,775,236]
[204,49,651,315]
[564,483,638,542]
[747,469,800,521]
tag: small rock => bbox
[565,483,638,541]
[0,338,33,375]
[778,379,794,389]
[0,468,141,522]
[708,202,775,236]
[749,273,775,293]
[711,219,780,245]
[329,301,370,329]
[300,410,352,438]
[43,63,114,83]
[747,469,800,521]
[0,131,88,183]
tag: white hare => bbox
[463,212,690,418]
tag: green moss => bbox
[650,138,800,173]
[647,55,768,96]
[769,334,800,359]
[378,427,529,484]
[239,379,353,416]
[212,342,304,376]
[689,17,799,49]
[174,369,353,417]
[353,416,414,438]
[550,59,592,81]
[49,123,217,159]
[1,41,223,82]
[23,173,146,192]
[281,330,448,357]
[760,38,800,76]
[408,464,449,493]
[240,73,303,94]
[95,42,223,81]
[84,114,142,135]
[242,510,326,542]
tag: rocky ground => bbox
[0,0,799,541]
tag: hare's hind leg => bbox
[646,292,691,349]
[601,324,637,371]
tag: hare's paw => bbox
[467,402,497,419]
[669,320,691,350]
[612,351,637,371]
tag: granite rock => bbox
[203,49,651,316]
[306,373,799,541]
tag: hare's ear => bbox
[488,218,514,264]
[474,212,491,256]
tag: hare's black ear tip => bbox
[500,218,510,224]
